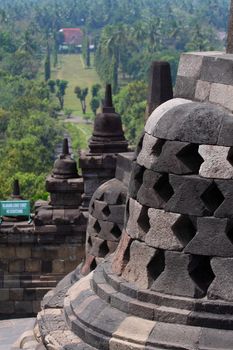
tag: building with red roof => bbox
[59,28,83,46]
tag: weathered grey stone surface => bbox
[184,217,233,257]
[137,170,173,209]
[218,114,233,146]
[200,55,233,85]
[126,198,149,240]
[165,175,217,216]
[153,102,229,145]
[137,133,160,169]
[199,145,233,179]
[138,134,203,175]
[195,80,211,101]
[112,230,132,275]
[145,98,192,135]
[90,200,125,224]
[209,83,233,112]
[214,180,233,218]
[151,251,209,298]
[122,240,158,289]
[174,76,197,99]
[208,257,233,302]
[128,163,144,199]
[145,209,195,251]
[177,53,204,78]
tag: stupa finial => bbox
[62,138,70,155]
[103,84,115,113]
[12,179,20,196]
[227,0,233,53]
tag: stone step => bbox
[63,270,233,350]
[92,262,233,330]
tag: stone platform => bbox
[0,318,35,350]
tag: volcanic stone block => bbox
[126,198,149,240]
[165,175,224,216]
[198,327,233,350]
[152,251,213,298]
[87,215,123,241]
[112,230,132,275]
[0,246,15,258]
[88,237,109,258]
[218,114,233,147]
[137,133,162,169]
[94,178,127,206]
[52,209,65,224]
[209,83,233,112]
[25,259,41,273]
[137,136,203,174]
[111,315,155,349]
[177,53,203,79]
[143,140,203,175]
[199,145,233,179]
[9,260,24,273]
[200,55,233,85]
[52,260,65,273]
[174,76,197,99]
[0,301,14,314]
[15,301,33,314]
[137,170,173,209]
[63,209,83,224]
[208,257,233,302]
[34,208,53,226]
[122,240,160,289]
[90,200,125,224]
[107,241,119,254]
[0,289,9,301]
[153,102,228,145]
[15,247,31,259]
[128,163,145,199]
[145,98,193,135]
[10,288,24,302]
[185,217,233,257]
[195,80,211,101]
[115,152,134,187]
[215,180,233,218]
[145,209,196,251]
[147,322,201,350]
[89,200,107,217]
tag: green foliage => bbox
[82,34,91,67]
[0,108,63,201]
[44,50,51,81]
[0,0,229,202]
[48,79,56,93]
[114,81,147,145]
[48,79,68,110]
[91,83,101,97]
[74,86,89,114]
[0,108,9,135]
[64,122,93,161]
[90,97,100,115]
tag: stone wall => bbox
[0,221,85,318]
[175,52,233,112]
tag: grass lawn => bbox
[64,122,93,158]
[52,53,101,117]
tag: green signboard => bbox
[0,200,31,223]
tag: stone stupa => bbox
[80,84,128,208]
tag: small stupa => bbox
[80,84,128,208]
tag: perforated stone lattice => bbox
[85,178,127,270]
[120,99,233,305]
